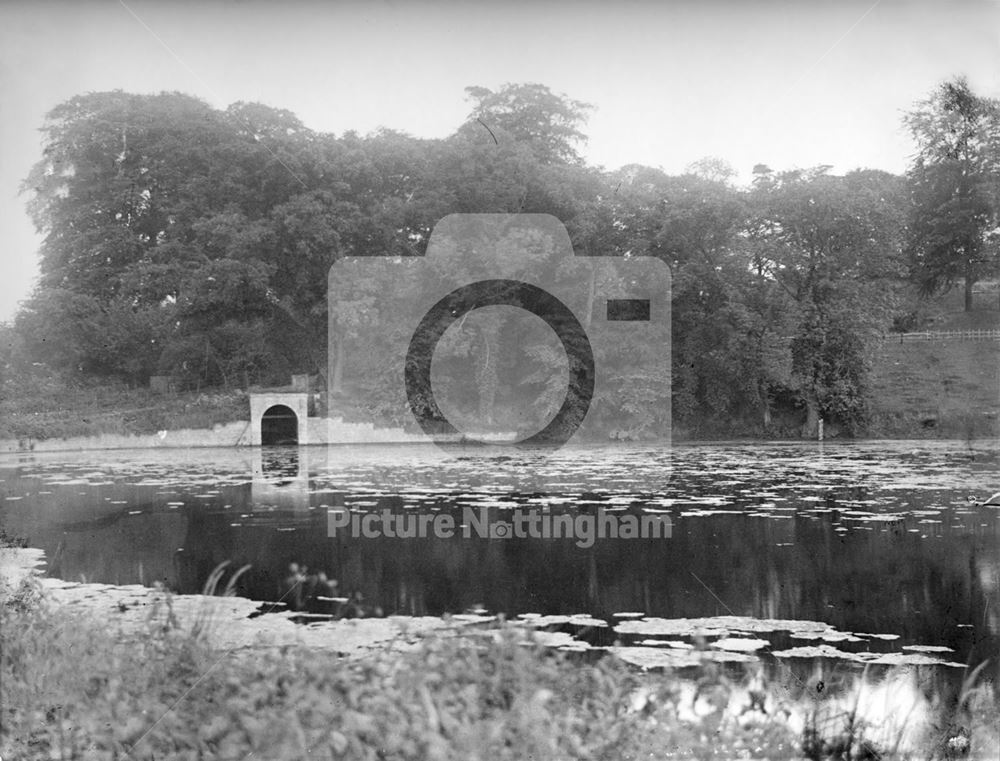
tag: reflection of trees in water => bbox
[175,495,378,616]
[279,562,336,612]
[11,460,995,684]
[5,479,190,588]
[179,497,989,635]
[168,492,1000,673]
[968,545,999,673]
[24,478,996,672]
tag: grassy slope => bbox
[868,285,1000,439]
[0,382,248,442]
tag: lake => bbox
[2,440,998,672]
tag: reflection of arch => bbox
[261,447,300,482]
[251,446,310,511]
[261,404,299,445]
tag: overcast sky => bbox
[1,0,998,321]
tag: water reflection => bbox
[252,447,309,512]
[1,442,997,669]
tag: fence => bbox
[887,329,1000,342]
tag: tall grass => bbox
[1,599,659,760]
[0,581,804,760]
[2,575,996,760]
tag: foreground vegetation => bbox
[1,583,795,760]
[2,568,997,760]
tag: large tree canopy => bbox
[19,92,429,388]
[748,167,905,434]
[904,77,1000,310]
[12,83,935,437]
[456,83,593,166]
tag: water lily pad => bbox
[711,637,769,652]
[614,615,833,638]
[901,645,954,654]
[609,646,756,670]
[638,639,694,649]
[772,645,868,662]
[789,631,863,643]
[449,613,495,624]
[869,652,965,668]
[525,631,578,648]
[856,632,901,640]
[516,614,607,628]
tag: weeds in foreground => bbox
[0,593,801,761]
[187,560,252,642]
[1,579,996,760]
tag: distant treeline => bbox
[2,80,998,438]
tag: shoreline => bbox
[0,545,484,656]
[2,424,998,456]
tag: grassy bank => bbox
[868,288,1000,439]
[0,379,247,444]
[868,338,999,438]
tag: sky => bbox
[1,0,998,321]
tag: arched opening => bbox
[261,404,299,445]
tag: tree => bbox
[18,91,339,388]
[456,83,593,165]
[748,168,905,435]
[904,77,1000,310]
[601,165,758,431]
[15,83,919,440]
[13,288,168,383]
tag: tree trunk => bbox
[801,393,820,439]
[964,272,975,312]
[475,321,500,426]
[584,267,596,329]
[330,330,344,395]
[756,379,771,429]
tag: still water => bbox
[2,440,998,668]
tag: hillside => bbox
[0,381,247,446]
[868,283,1000,439]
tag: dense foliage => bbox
[904,77,1000,311]
[7,80,997,436]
